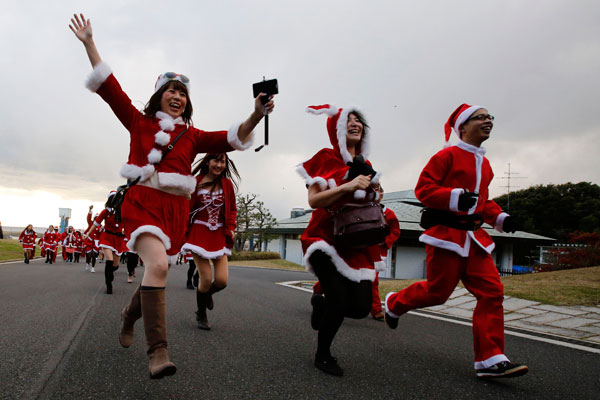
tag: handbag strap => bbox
[127,127,189,188]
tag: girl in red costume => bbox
[43,225,58,264]
[63,226,77,263]
[181,153,239,330]
[84,192,127,294]
[70,13,274,379]
[384,104,528,379]
[297,104,382,376]
[19,225,37,264]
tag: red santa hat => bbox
[107,190,116,198]
[306,104,370,164]
[444,103,485,147]
[154,72,191,94]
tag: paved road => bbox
[1,258,598,399]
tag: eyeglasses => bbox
[163,72,190,84]
[466,114,494,122]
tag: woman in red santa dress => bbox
[84,206,101,272]
[19,225,37,264]
[84,192,128,294]
[384,104,528,379]
[43,225,58,264]
[63,226,78,263]
[70,13,273,379]
[297,104,383,377]
[181,153,239,330]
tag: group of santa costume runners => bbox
[67,12,528,382]
[18,223,102,267]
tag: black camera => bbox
[253,78,278,104]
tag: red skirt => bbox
[122,185,189,257]
[99,231,126,255]
[181,222,231,260]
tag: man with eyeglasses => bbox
[384,103,527,379]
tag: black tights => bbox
[127,253,139,277]
[310,250,372,358]
[86,252,97,268]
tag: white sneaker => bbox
[127,276,133,283]
[91,267,95,273]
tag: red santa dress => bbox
[181,176,237,259]
[19,229,37,251]
[385,139,511,369]
[94,208,127,256]
[298,105,382,283]
[86,62,252,263]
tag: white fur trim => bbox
[419,234,469,257]
[157,172,197,194]
[227,121,253,151]
[306,105,339,116]
[454,105,485,135]
[371,171,381,184]
[474,354,510,370]
[155,131,170,146]
[127,225,172,251]
[99,244,123,256]
[327,179,337,189]
[385,291,400,318]
[148,148,163,164]
[374,260,386,272]
[155,111,183,129]
[303,240,377,282]
[296,165,327,190]
[449,188,464,212]
[495,212,509,232]
[120,163,155,181]
[85,61,112,92]
[180,243,231,259]
[354,190,366,200]
[336,106,370,164]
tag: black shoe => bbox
[25,258,29,264]
[106,284,113,294]
[310,293,325,331]
[186,280,194,290]
[476,361,529,378]
[384,312,398,329]
[314,355,343,377]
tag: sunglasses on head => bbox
[163,72,190,84]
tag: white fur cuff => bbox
[227,121,254,151]
[449,188,464,212]
[85,61,112,92]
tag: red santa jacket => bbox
[43,230,58,250]
[94,209,123,235]
[19,229,37,248]
[188,175,237,247]
[379,207,401,258]
[415,140,508,257]
[63,230,78,248]
[86,62,251,196]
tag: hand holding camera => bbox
[253,78,278,152]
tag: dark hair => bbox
[192,153,240,192]
[349,110,369,130]
[143,80,193,125]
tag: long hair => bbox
[192,153,240,193]
[143,80,193,125]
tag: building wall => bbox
[393,246,427,279]
[266,238,280,254]
[285,239,304,265]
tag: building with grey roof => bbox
[265,190,555,279]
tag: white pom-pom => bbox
[155,131,170,146]
[148,149,163,164]
[159,118,175,132]
[354,190,366,200]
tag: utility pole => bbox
[497,163,527,211]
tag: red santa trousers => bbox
[386,244,505,364]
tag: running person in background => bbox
[184,252,196,290]
[63,226,77,263]
[74,230,84,263]
[19,225,37,264]
[181,154,239,330]
[43,225,58,264]
[70,13,273,379]
[84,191,127,294]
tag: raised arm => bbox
[236,94,275,144]
[69,13,102,68]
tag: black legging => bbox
[310,250,372,358]
[127,253,139,277]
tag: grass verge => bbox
[0,239,26,262]
[229,258,305,272]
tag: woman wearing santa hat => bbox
[43,225,58,264]
[19,224,37,264]
[70,13,273,379]
[297,104,383,376]
[181,153,239,331]
[384,104,528,379]
[84,192,127,294]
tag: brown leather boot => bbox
[196,291,211,330]
[119,285,142,348]
[141,288,176,379]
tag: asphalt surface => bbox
[0,258,598,399]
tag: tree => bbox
[493,182,600,241]
[234,193,277,251]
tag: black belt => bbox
[420,209,483,231]
[104,229,125,237]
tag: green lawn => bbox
[0,239,27,262]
